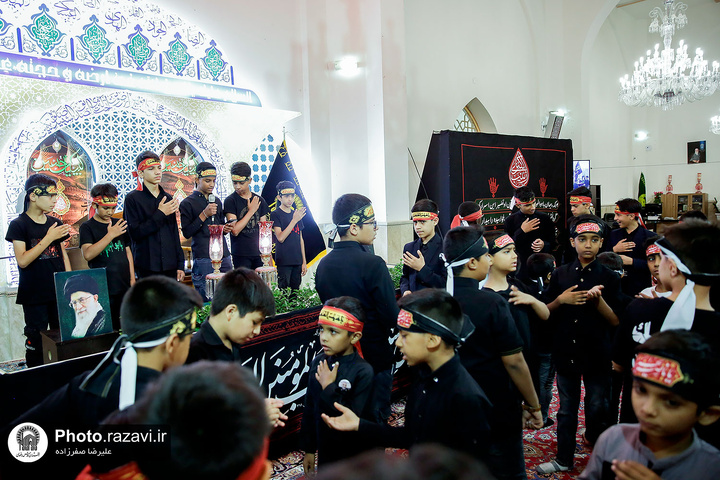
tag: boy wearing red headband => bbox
[400,199,446,296]
[581,330,720,480]
[80,183,135,329]
[610,198,653,296]
[124,151,185,281]
[450,201,484,229]
[562,187,611,265]
[638,237,671,299]
[301,296,373,474]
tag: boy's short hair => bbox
[597,252,623,272]
[514,186,535,202]
[24,173,57,210]
[568,186,591,197]
[332,193,372,238]
[615,198,642,214]
[90,183,118,199]
[443,226,487,275]
[120,276,203,338]
[660,219,720,283]
[398,289,465,346]
[635,330,720,409]
[679,210,708,222]
[134,151,160,168]
[276,180,296,194]
[324,296,366,325]
[230,161,251,178]
[527,253,555,278]
[136,361,271,479]
[195,161,216,178]
[210,267,276,318]
[411,199,438,214]
[458,201,481,218]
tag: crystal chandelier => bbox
[619,0,720,111]
[712,112,720,135]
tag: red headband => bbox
[450,208,483,228]
[411,211,438,221]
[646,244,661,256]
[318,306,363,333]
[515,197,535,206]
[570,196,592,205]
[614,205,646,228]
[131,157,162,190]
[92,196,118,207]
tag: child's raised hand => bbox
[303,453,316,477]
[611,460,662,480]
[521,218,540,233]
[315,360,339,390]
[531,238,545,252]
[509,285,535,306]
[321,402,360,432]
[107,219,127,239]
[265,398,288,428]
[402,250,425,272]
[292,207,306,223]
[586,285,604,300]
[158,196,179,216]
[558,285,588,305]
[247,196,261,215]
[45,223,70,242]
[636,289,659,299]
[613,239,635,253]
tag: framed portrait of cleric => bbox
[54,269,113,342]
[687,141,706,164]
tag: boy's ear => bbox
[570,238,576,248]
[697,405,720,427]
[432,217,439,226]
[224,303,238,320]
[350,331,362,344]
[425,333,442,350]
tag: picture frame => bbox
[54,268,113,342]
[687,140,706,164]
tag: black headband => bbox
[397,308,475,347]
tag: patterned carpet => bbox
[270,384,592,480]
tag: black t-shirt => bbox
[484,277,535,353]
[270,207,304,266]
[5,213,68,305]
[223,192,270,257]
[79,218,131,295]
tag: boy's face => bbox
[227,309,264,345]
[518,199,536,215]
[413,218,437,241]
[197,177,216,196]
[140,164,163,186]
[278,193,295,209]
[95,204,117,222]
[233,178,251,197]
[355,220,377,245]
[571,233,602,260]
[396,330,429,367]
[173,334,193,367]
[647,253,661,281]
[614,211,636,229]
[631,379,701,442]
[490,244,518,273]
[318,324,356,357]
[33,193,58,213]
[657,252,679,289]
[571,203,591,216]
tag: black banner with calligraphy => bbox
[418,130,573,234]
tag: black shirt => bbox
[179,191,230,260]
[5,213,68,305]
[358,355,491,460]
[544,259,623,373]
[223,192,270,258]
[300,351,374,466]
[400,233,446,294]
[124,185,184,273]
[504,210,556,278]
[608,226,654,296]
[270,207,304,266]
[186,321,243,363]
[484,277,535,353]
[315,241,399,372]
[79,217,132,295]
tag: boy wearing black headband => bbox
[322,289,491,461]
[581,330,720,480]
[443,226,542,479]
[610,198,653,296]
[271,180,307,290]
[400,199,446,296]
[537,214,623,474]
[315,193,398,422]
[5,174,71,367]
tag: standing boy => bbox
[609,198,653,296]
[180,161,232,301]
[400,199,446,296]
[5,174,71,367]
[322,289,492,461]
[638,237,671,298]
[581,330,720,480]
[224,161,270,270]
[504,186,556,280]
[562,187,610,264]
[315,194,399,422]
[124,151,185,281]
[80,183,134,329]
[270,180,307,290]
[443,226,542,480]
[301,296,374,473]
[537,214,623,474]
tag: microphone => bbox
[208,194,215,223]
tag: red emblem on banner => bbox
[539,177,548,197]
[488,177,499,198]
[509,149,529,189]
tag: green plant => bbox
[389,263,403,290]
[270,284,322,314]
[195,302,212,328]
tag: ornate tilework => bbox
[78,15,112,64]
[165,33,191,75]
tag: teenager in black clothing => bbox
[179,161,232,301]
[609,198,653,296]
[270,180,307,290]
[400,199,446,296]
[504,186,556,280]
[124,151,185,281]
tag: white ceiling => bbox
[616,0,717,19]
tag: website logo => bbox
[7,422,48,462]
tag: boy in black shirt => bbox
[224,161,270,270]
[79,183,134,330]
[124,151,185,281]
[400,199,446,296]
[270,180,307,290]
[322,289,492,462]
[301,296,374,473]
[537,214,623,474]
[504,186,556,280]
[609,198,653,296]
[5,174,70,367]
[179,161,232,301]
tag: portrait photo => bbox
[687,140,706,164]
[54,269,113,342]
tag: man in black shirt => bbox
[124,151,185,281]
[179,161,232,301]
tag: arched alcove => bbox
[453,98,498,133]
